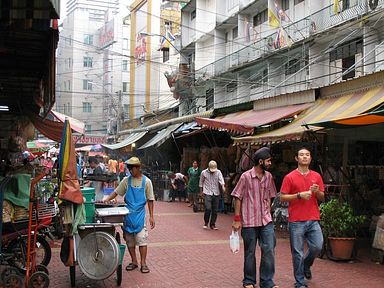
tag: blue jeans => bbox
[241,222,276,288]
[289,221,323,288]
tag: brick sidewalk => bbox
[45,201,383,288]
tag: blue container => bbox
[104,187,114,195]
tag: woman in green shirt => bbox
[186,160,201,208]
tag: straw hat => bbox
[208,160,217,172]
[126,157,141,166]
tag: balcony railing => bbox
[196,1,383,78]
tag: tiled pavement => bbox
[44,201,383,287]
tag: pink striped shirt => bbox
[231,168,276,227]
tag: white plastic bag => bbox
[229,230,240,253]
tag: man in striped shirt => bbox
[231,147,278,288]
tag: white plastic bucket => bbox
[163,189,170,202]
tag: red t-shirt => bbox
[280,169,324,222]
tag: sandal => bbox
[243,284,255,288]
[140,265,150,273]
[125,263,138,271]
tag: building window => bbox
[251,68,268,89]
[253,9,268,27]
[330,39,362,80]
[343,0,350,10]
[285,57,307,75]
[122,60,128,71]
[225,32,228,43]
[164,21,172,31]
[206,88,214,110]
[282,0,289,10]
[85,124,92,133]
[162,48,170,62]
[232,27,238,39]
[123,38,128,50]
[124,104,129,119]
[123,82,128,92]
[83,80,92,90]
[83,102,92,113]
[68,80,71,91]
[191,10,196,20]
[226,81,237,93]
[294,0,304,5]
[83,56,93,68]
[84,34,93,45]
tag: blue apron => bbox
[123,175,147,233]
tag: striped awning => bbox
[102,132,147,150]
[233,86,384,145]
[195,103,312,135]
[308,109,384,128]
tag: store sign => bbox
[72,135,107,144]
[97,19,115,49]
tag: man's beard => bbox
[260,162,270,171]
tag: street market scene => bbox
[1,1,384,288]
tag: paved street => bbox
[47,201,383,288]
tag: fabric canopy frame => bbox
[307,109,384,128]
[195,103,312,135]
[138,124,181,150]
[233,86,384,145]
[102,132,147,150]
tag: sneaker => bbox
[203,225,208,229]
[304,269,312,280]
[210,225,218,230]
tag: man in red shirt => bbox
[231,147,278,288]
[280,147,325,288]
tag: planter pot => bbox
[328,237,355,260]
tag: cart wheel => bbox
[1,267,20,282]
[115,231,121,244]
[3,273,23,288]
[69,266,76,287]
[116,264,122,286]
[35,264,49,275]
[27,271,49,288]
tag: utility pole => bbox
[117,90,122,138]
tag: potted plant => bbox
[320,199,366,260]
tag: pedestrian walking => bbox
[199,160,225,230]
[280,147,325,288]
[103,156,155,274]
[85,156,105,202]
[186,160,201,208]
[231,147,279,288]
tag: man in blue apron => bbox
[103,157,155,273]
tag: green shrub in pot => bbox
[320,199,366,238]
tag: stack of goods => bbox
[182,147,199,173]
[200,146,211,170]
[2,200,13,223]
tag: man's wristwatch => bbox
[297,192,301,199]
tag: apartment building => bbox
[56,0,130,136]
[179,0,384,113]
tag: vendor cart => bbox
[69,206,128,287]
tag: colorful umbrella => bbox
[57,120,84,204]
[26,141,49,155]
